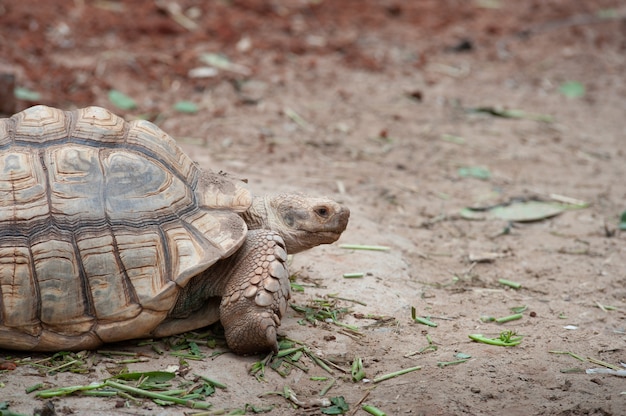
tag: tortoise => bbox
[0,105,349,354]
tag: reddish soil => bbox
[1,1,625,415]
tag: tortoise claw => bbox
[222,310,279,355]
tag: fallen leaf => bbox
[199,53,251,76]
[461,200,586,222]
[108,89,137,110]
[458,166,491,180]
[173,101,199,113]
[559,81,585,98]
[489,201,566,221]
[14,86,41,101]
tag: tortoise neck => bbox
[240,196,269,230]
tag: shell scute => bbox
[31,237,95,334]
[76,233,142,321]
[46,145,105,221]
[0,150,48,222]
[126,118,196,178]
[0,244,38,331]
[11,105,68,143]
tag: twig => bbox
[549,350,585,362]
[327,293,368,306]
[349,391,371,416]
[155,0,198,31]
[587,357,622,371]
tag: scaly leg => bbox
[219,230,291,354]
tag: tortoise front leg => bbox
[219,230,291,354]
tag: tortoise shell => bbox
[0,105,251,350]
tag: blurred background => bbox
[1,1,625,415]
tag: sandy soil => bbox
[1,1,625,415]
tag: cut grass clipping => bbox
[498,279,521,289]
[372,365,421,383]
[249,338,346,382]
[291,297,360,332]
[339,244,390,252]
[411,306,438,327]
[363,404,387,416]
[351,357,366,382]
[33,371,226,410]
[481,305,526,323]
[495,313,523,324]
[469,330,523,347]
[18,331,230,411]
[437,353,471,368]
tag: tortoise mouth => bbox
[311,229,345,245]
[319,230,343,241]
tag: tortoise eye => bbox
[315,206,330,218]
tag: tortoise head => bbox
[245,193,350,254]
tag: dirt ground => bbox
[1,1,625,415]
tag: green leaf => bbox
[173,101,199,113]
[199,53,251,75]
[108,89,137,110]
[244,404,274,413]
[0,401,30,416]
[14,87,41,101]
[458,166,491,180]
[192,382,215,397]
[322,396,349,415]
[559,81,585,98]
[620,210,626,230]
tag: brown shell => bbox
[0,105,251,350]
